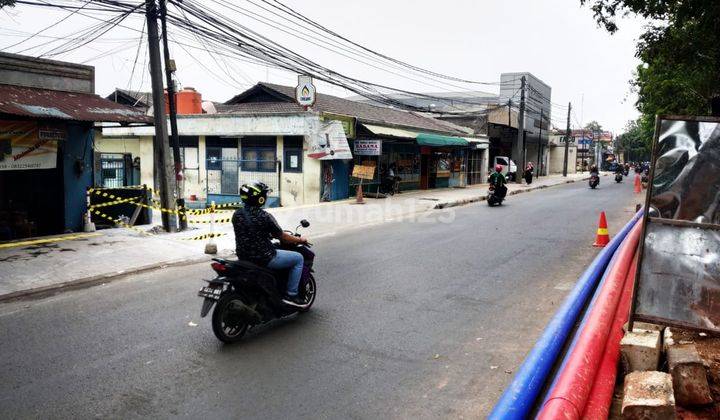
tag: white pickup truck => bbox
[493,156,517,181]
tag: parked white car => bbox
[493,156,517,181]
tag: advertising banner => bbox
[632,116,720,333]
[307,120,352,160]
[354,139,382,156]
[0,120,64,171]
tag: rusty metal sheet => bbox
[634,222,720,332]
[632,116,720,334]
[0,84,151,123]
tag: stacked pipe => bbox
[488,210,643,419]
[537,222,642,418]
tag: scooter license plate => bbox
[197,286,222,300]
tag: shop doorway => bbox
[0,168,63,240]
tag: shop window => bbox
[283,136,303,173]
[179,136,199,170]
[205,137,238,195]
[242,137,276,172]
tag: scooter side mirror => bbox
[300,219,310,228]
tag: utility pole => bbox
[159,0,186,230]
[513,76,526,183]
[563,102,572,177]
[145,0,177,232]
[537,108,543,177]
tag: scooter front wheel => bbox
[296,274,316,313]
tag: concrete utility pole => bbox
[537,108,543,177]
[563,102,571,177]
[513,76,526,183]
[145,0,177,232]
[159,0,186,230]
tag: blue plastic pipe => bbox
[488,210,642,420]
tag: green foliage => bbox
[581,1,720,154]
[584,120,603,132]
[616,119,652,161]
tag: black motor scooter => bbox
[197,220,316,343]
[589,173,600,189]
[487,184,507,206]
[615,172,623,183]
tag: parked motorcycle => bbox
[589,173,600,189]
[197,219,316,343]
[487,184,506,206]
[615,173,623,183]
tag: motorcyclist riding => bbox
[489,164,508,197]
[232,181,309,307]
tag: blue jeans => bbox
[267,249,304,296]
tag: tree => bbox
[0,0,15,8]
[581,1,720,150]
[584,121,603,133]
[616,119,651,161]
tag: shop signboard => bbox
[321,113,356,139]
[0,120,64,171]
[351,164,376,180]
[631,116,720,334]
[308,120,352,160]
[295,75,316,107]
[354,139,382,156]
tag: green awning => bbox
[416,133,468,147]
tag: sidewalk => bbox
[0,172,597,301]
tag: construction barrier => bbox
[86,186,239,239]
[488,209,643,420]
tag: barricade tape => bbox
[88,189,187,220]
[88,195,141,209]
[188,217,232,224]
[90,209,152,236]
[87,187,239,218]
[180,232,227,241]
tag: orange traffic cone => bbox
[634,174,642,194]
[593,211,610,247]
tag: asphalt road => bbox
[0,178,640,419]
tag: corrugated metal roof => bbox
[215,102,303,115]
[0,84,151,123]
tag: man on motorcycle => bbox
[232,181,309,307]
[489,164,508,196]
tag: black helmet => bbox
[240,181,271,207]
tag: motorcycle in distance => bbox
[615,172,623,183]
[197,219,316,343]
[487,184,506,206]
[589,173,600,189]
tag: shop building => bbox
[0,52,150,240]
[99,82,487,208]
[547,131,577,174]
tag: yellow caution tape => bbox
[91,209,152,236]
[188,217,232,224]
[180,232,227,241]
[89,195,141,209]
[0,233,101,249]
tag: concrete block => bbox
[621,330,662,372]
[667,344,713,406]
[663,328,696,353]
[622,371,676,420]
[625,321,665,333]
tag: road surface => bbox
[0,179,640,419]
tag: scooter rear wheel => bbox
[211,293,249,343]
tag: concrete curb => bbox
[434,176,591,209]
[0,253,227,303]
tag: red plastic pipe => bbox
[582,251,639,417]
[537,222,642,420]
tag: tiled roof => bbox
[227,83,469,135]
[0,84,152,123]
[215,102,303,115]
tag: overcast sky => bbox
[0,0,648,133]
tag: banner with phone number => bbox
[0,120,64,170]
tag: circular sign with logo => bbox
[296,75,316,107]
